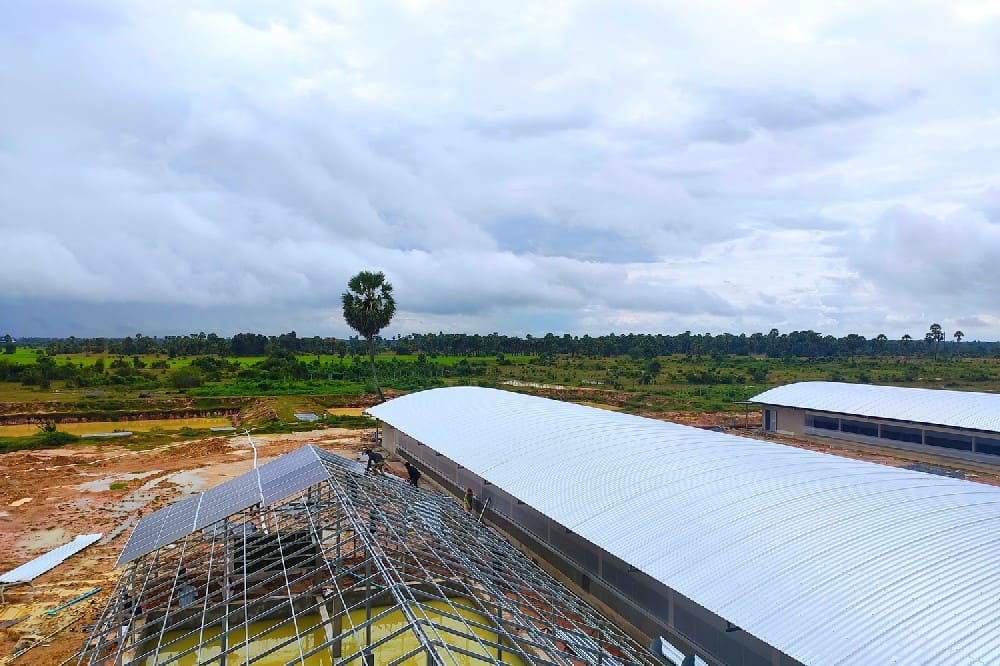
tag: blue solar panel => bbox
[117,445,344,566]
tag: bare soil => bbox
[1,412,996,664]
[0,427,390,665]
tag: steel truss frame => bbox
[77,448,662,666]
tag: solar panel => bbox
[314,446,366,474]
[193,472,259,529]
[259,465,327,506]
[117,445,337,566]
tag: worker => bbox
[404,461,421,487]
[364,448,386,476]
[463,488,475,512]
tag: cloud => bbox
[468,109,595,140]
[841,202,1000,334]
[691,89,922,144]
[2,1,1000,339]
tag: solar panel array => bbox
[117,445,336,566]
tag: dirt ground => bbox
[0,427,403,666]
[2,414,998,664]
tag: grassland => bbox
[2,348,998,453]
[0,417,232,437]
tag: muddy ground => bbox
[0,428,392,665]
[1,414,998,664]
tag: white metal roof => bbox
[1,533,103,584]
[368,387,1000,666]
[750,381,1000,433]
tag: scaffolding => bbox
[76,445,664,666]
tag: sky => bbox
[2,1,1000,341]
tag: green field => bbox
[3,350,998,411]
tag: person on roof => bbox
[364,448,386,476]
[404,461,421,487]
[463,488,475,512]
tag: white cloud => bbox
[2,0,1000,338]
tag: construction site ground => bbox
[2,413,999,665]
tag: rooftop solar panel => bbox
[116,445,343,566]
[193,472,259,529]
[314,446,366,474]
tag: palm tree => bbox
[342,271,396,402]
[875,333,888,356]
[926,323,945,358]
[953,330,964,343]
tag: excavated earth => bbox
[0,428,387,665]
[1,411,997,664]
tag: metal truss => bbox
[77,448,663,666]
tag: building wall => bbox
[759,405,1000,466]
[761,407,805,436]
[382,422,802,666]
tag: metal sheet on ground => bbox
[0,533,103,584]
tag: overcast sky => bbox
[2,1,1000,340]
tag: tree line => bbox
[6,324,995,361]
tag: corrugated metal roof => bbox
[750,381,1000,433]
[1,533,103,584]
[367,387,1000,666]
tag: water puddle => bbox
[76,470,162,493]
[16,527,69,551]
[151,599,525,666]
[164,470,210,493]
[326,407,366,416]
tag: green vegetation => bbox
[0,425,79,453]
[2,328,999,455]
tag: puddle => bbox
[17,528,69,551]
[164,470,210,493]
[76,470,162,493]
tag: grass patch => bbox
[109,481,127,491]
[0,430,79,453]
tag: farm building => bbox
[750,381,1000,464]
[367,386,1000,666]
[76,444,669,666]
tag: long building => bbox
[368,386,1000,666]
[751,381,1000,464]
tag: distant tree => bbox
[2,334,14,354]
[169,366,203,389]
[342,271,396,402]
[954,330,964,343]
[925,323,945,358]
[874,333,888,355]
